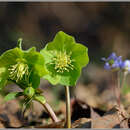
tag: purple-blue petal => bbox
[101,57,107,61]
[116,56,123,67]
[104,62,111,70]
[111,62,120,69]
[107,52,117,61]
[121,60,130,71]
[102,52,118,62]
[102,52,123,71]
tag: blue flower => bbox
[120,60,130,72]
[104,62,111,70]
[101,52,117,62]
[101,53,122,71]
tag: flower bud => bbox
[24,87,35,98]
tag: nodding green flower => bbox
[0,39,60,123]
[0,43,48,90]
[40,31,89,86]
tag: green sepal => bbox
[71,43,89,67]
[0,42,48,90]
[29,71,40,89]
[34,95,46,104]
[46,31,75,52]
[17,38,23,50]
[23,47,48,77]
[60,65,81,86]
[4,92,23,102]
[43,74,60,85]
[0,47,23,67]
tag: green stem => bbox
[35,98,59,123]
[65,86,71,128]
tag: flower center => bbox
[8,62,29,82]
[52,51,74,73]
[108,59,114,66]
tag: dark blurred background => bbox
[1,2,130,111]
[1,2,130,59]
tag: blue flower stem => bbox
[120,71,127,89]
[117,71,121,107]
[65,86,71,128]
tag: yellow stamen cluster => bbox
[8,62,29,82]
[51,51,74,73]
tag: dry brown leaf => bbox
[120,118,129,128]
[72,118,91,128]
[8,114,23,128]
[0,122,4,128]
[92,106,129,128]
[35,120,65,128]
[71,99,90,122]
[91,107,101,119]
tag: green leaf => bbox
[34,95,46,104]
[4,92,21,102]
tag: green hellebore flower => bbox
[0,45,48,90]
[40,31,89,86]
